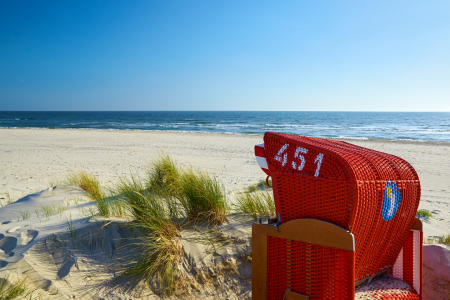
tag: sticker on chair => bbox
[382,181,402,221]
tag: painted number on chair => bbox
[274,144,324,177]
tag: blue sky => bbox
[1,1,449,111]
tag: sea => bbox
[0,111,449,142]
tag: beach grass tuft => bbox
[54,202,68,217]
[4,191,12,204]
[0,273,38,300]
[95,195,127,218]
[113,173,183,296]
[109,155,229,294]
[247,178,272,192]
[65,213,76,247]
[417,209,433,219]
[146,154,181,197]
[424,236,435,245]
[178,168,228,225]
[234,188,276,220]
[19,210,30,221]
[40,204,55,220]
[66,171,104,201]
[79,206,97,220]
[95,197,110,217]
[438,234,450,245]
[113,173,182,231]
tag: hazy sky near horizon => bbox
[1,1,449,111]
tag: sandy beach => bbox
[1,128,449,299]
[2,128,449,236]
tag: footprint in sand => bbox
[57,257,77,279]
[0,260,7,268]
[7,226,22,233]
[0,236,17,255]
[21,230,38,245]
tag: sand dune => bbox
[0,186,253,299]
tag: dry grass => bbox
[147,155,229,225]
[112,173,183,296]
[0,273,39,300]
[61,156,230,295]
[234,188,276,221]
[66,171,104,201]
[111,155,230,294]
[423,233,450,245]
[66,170,126,218]
[247,178,272,192]
[178,168,228,225]
[417,209,433,219]
[146,154,180,197]
[438,234,450,245]
[95,195,127,218]
[424,236,436,245]
[4,191,12,204]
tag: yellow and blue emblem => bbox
[382,181,401,221]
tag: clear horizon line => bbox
[1,110,449,113]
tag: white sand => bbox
[0,129,266,200]
[0,128,449,299]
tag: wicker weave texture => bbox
[355,275,420,300]
[267,236,288,300]
[263,132,421,282]
[352,181,420,280]
[267,236,354,300]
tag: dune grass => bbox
[66,170,128,218]
[66,171,104,201]
[54,202,68,217]
[438,234,450,245]
[247,178,272,192]
[417,209,433,219]
[112,173,182,296]
[178,168,228,225]
[3,191,12,204]
[0,273,38,300]
[59,156,228,294]
[19,210,30,220]
[40,204,56,220]
[110,156,229,294]
[146,154,229,224]
[424,233,450,245]
[95,196,127,218]
[146,154,180,197]
[234,188,276,220]
[64,213,77,247]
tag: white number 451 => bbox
[274,144,324,177]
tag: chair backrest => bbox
[256,132,421,281]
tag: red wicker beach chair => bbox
[252,132,422,300]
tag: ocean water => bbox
[0,111,449,142]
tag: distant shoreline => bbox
[1,111,449,142]
[2,127,450,145]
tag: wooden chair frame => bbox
[252,218,423,300]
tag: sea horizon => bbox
[1,111,449,142]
